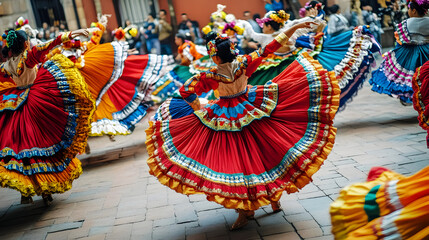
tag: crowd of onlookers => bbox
[35,22,69,42]
[32,0,410,57]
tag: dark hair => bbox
[264,20,282,31]
[2,30,27,58]
[206,32,236,63]
[328,4,340,14]
[243,10,250,15]
[149,13,156,19]
[181,13,187,16]
[160,9,167,15]
[253,13,261,21]
[307,0,321,9]
[409,2,429,16]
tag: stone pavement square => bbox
[1,80,428,240]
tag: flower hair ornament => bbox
[15,17,29,30]
[206,33,239,57]
[1,30,17,48]
[407,0,429,15]
[222,22,244,35]
[256,10,290,28]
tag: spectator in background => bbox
[124,19,142,53]
[174,33,203,66]
[44,30,51,41]
[144,14,161,54]
[156,9,173,55]
[243,11,261,33]
[361,3,384,43]
[264,0,284,12]
[178,13,203,44]
[327,4,349,35]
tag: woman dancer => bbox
[242,3,380,111]
[412,60,429,147]
[0,29,93,205]
[146,21,340,230]
[369,0,429,104]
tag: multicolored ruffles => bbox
[146,52,340,211]
[0,54,94,196]
[370,19,429,103]
[317,25,380,110]
[90,54,174,136]
[412,61,429,148]
[152,65,193,103]
[330,166,429,240]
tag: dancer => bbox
[90,28,174,136]
[330,166,429,239]
[242,3,380,111]
[151,33,203,103]
[0,29,93,205]
[146,21,340,230]
[369,0,429,104]
[412,60,429,148]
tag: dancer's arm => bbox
[179,72,219,111]
[26,29,89,67]
[245,21,316,76]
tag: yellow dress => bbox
[330,166,429,240]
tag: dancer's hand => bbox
[70,29,90,38]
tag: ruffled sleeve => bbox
[26,32,72,68]
[179,72,219,110]
[394,20,411,45]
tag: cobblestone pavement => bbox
[1,81,428,240]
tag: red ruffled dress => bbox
[0,33,94,197]
[146,33,340,210]
[412,60,429,148]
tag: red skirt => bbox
[0,54,94,196]
[146,53,340,210]
[412,61,429,148]
[90,54,173,136]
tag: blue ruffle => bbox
[0,59,79,160]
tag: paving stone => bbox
[79,233,107,240]
[293,219,320,230]
[89,226,113,236]
[153,217,176,227]
[48,221,83,233]
[284,212,314,222]
[175,203,198,223]
[45,231,69,240]
[306,235,334,240]
[260,231,301,240]
[298,227,324,238]
[146,206,174,220]
[106,223,133,240]
[257,222,295,236]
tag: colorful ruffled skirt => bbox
[0,54,94,197]
[78,41,128,102]
[412,61,429,148]
[370,43,429,103]
[317,26,380,111]
[189,55,216,74]
[330,166,429,240]
[90,54,174,136]
[248,26,379,111]
[146,53,340,210]
[152,65,193,103]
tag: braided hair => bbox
[1,30,28,58]
[206,32,236,63]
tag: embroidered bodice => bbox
[179,32,289,110]
[0,33,72,87]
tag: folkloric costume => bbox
[82,26,174,136]
[242,6,380,111]
[412,60,429,147]
[0,31,94,197]
[152,35,204,103]
[369,0,429,103]
[146,33,340,210]
[330,166,429,239]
